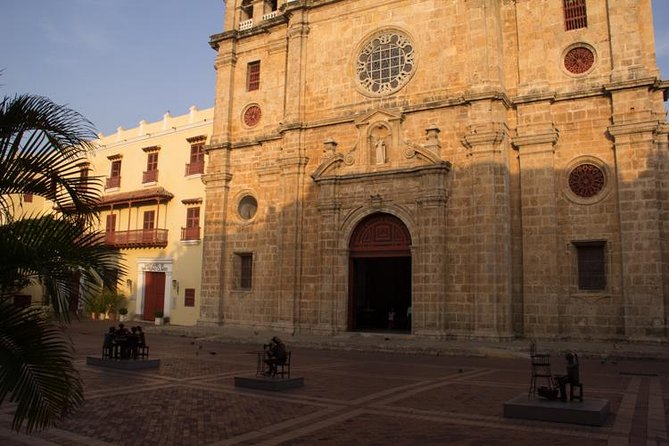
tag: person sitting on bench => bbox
[555,352,580,401]
[263,336,287,376]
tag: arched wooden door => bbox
[348,213,412,331]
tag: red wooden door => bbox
[143,271,165,320]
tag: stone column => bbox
[275,150,309,332]
[316,192,340,334]
[512,115,560,338]
[609,118,666,340]
[198,168,232,326]
[462,121,513,338]
[413,168,449,336]
[282,7,309,125]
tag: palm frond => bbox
[0,214,126,321]
[0,95,101,221]
[0,301,83,432]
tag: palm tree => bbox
[0,93,125,432]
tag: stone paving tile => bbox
[384,382,524,417]
[45,387,318,446]
[2,320,667,446]
[325,362,469,380]
[77,367,161,393]
[276,412,609,446]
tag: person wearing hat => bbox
[264,336,287,376]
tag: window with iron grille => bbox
[574,241,606,290]
[184,288,195,307]
[235,253,253,289]
[247,61,260,91]
[564,0,587,31]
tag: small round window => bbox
[564,46,595,75]
[568,163,605,198]
[238,195,258,220]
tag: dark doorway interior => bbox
[350,256,411,332]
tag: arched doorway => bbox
[348,213,412,332]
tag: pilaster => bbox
[608,117,666,340]
[512,117,560,338]
[461,119,513,338]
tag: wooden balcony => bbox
[185,161,204,176]
[142,169,159,183]
[181,226,201,241]
[105,229,168,248]
[105,176,121,189]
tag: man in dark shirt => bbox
[264,336,287,376]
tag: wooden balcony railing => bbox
[185,161,204,176]
[105,176,121,189]
[181,226,201,241]
[105,229,168,248]
[142,169,158,183]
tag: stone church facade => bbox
[200,0,669,341]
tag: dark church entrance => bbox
[348,213,412,332]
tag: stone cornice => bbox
[511,129,559,150]
[603,77,657,93]
[204,142,231,153]
[313,162,451,184]
[607,120,663,138]
[201,172,232,186]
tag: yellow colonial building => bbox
[200,0,669,341]
[90,107,213,325]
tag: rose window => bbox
[564,47,595,74]
[568,164,605,198]
[356,31,416,96]
[243,105,261,127]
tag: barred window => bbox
[184,288,195,307]
[247,61,260,91]
[573,241,606,290]
[564,0,587,31]
[235,253,253,289]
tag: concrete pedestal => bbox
[234,375,304,391]
[504,393,609,426]
[86,356,160,370]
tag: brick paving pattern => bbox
[0,320,667,445]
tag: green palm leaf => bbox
[0,92,126,432]
[0,301,83,432]
[0,214,124,320]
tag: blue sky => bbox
[1,1,668,136]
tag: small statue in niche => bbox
[375,138,386,164]
[370,124,390,165]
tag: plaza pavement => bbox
[1,319,668,445]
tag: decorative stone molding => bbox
[511,127,560,152]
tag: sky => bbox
[1,1,668,137]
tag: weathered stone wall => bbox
[201,0,669,340]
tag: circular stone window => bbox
[242,104,261,127]
[568,163,605,198]
[564,46,595,75]
[238,195,258,220]
[355,30,416,96]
